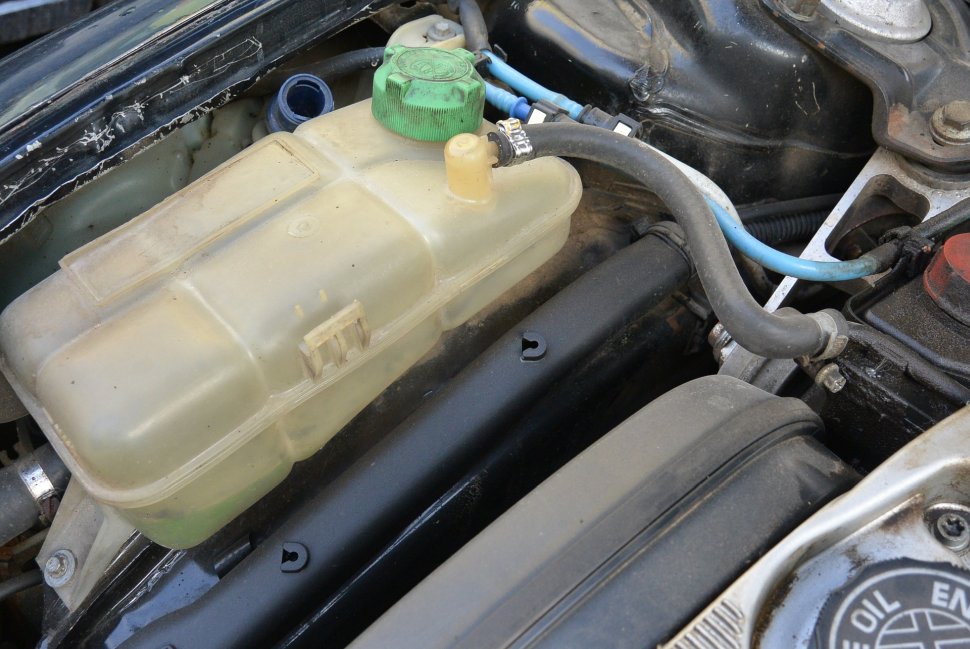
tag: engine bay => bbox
[0,1,969,647]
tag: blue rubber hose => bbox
[501,122,843,358]
[484,82,530,120]
[479,52,878,282]
[482,51,585,119]
[708,198,881,281]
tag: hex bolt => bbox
[43,549,77,588]
[815,363,847,393]
[426,20,457,42]
[931,101,970,146]
[932,509,970,552]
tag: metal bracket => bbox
[18,457,58,522]
[664,404,970,647]
[765,148,970,313]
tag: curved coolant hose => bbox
[482,51,585,119]
[645,142,880,281]
[476,51,877,282]
[653,150,776,295]
[484,82,530,119]
[479,53,874,280]
[501,123,842,359]
[708,200,882,281]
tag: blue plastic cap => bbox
[267,73,335,133]
[510,96,531,120]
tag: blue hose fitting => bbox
[484,82,530,119]
[267,73,335,133]
[482,51,585,120]
[510,96,531,120]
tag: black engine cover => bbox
[351,376,858,649]
[485,0,875,203]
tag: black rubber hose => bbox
[0,570,43,601]
[864,197,970,269]
[0,444,70,546]
[737,193,841,223]
[306,46,385,84]
[456,0,490,52]
[913,196,970,240]
[298,1,492,86]
[744,210,830,246]
[506,123,832,359]
[847,323,970,405]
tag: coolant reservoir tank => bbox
[0,93,581,548]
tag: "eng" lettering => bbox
[931,580,970,619]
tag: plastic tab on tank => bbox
[300,300,371,378]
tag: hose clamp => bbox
[642,221,694,275]
[18,458,58,523]
[493,118,534,165]
[808,309,850,361]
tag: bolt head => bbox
[931,101,970,145]
[939,513,967,536]
[931,509,970,552]
[43,549,77,588]
[941,101,970,129]
[44,556,63,575]
[707,323,733,364]
[426,20,457,42]
[924,503,970,554]
[815,363,847,393]
[708,323,731,349]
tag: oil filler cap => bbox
[815,559,970,648]
[372,46,485,142]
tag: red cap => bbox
[924,233,970,326]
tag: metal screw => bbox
[708,323,733,364]
[43,549,77,588]
[929,507,970,552]
[931,101,970,146]
[426,20,457,42]
[815,363,847,393]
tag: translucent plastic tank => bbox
[0,99,582,548]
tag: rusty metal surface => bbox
[762,0,970,171]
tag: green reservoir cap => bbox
[372,46,486,142]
